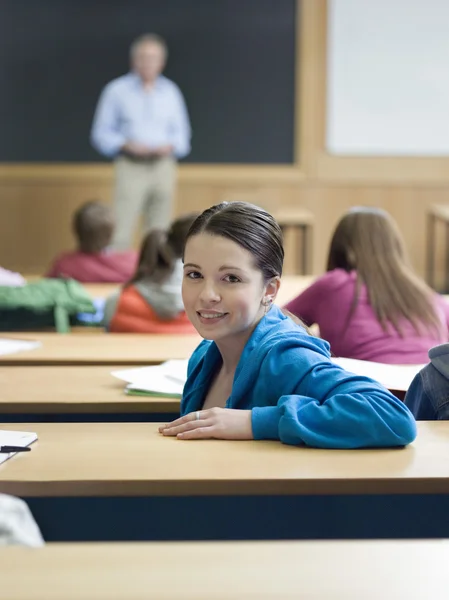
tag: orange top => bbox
[110,285,195,334]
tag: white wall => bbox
[327,0,449,155]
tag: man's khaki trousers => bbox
[112,155,177,250]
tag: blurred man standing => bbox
[91,34,191,249]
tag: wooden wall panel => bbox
[0,180,113,274]
[1,177,447,285]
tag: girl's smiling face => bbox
[182,233,276,342]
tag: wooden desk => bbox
[0,422,448,542]
[0,366,180,416]
[0,333,200,366]
[1,421,447,497]
[1,540,447,600]
[0,421,449,497]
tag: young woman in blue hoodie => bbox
[159,202,417,448]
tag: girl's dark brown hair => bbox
[73,201,114,253]
[128,213,198,285]
[185,201,284,281]
[327,206,443,336]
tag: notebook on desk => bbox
[0,430,37,466]
[112,360,188,398]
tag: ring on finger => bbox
[195,411,201,421]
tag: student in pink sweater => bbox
[285,207,449,364]
[46,201,137,283]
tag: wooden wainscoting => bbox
[1,165,448,285]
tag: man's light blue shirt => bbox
[91,73,191,159]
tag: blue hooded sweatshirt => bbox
[181,305,417,448]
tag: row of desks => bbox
[2,275,444,597]
[0,274,447,546]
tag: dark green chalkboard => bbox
[0,0,297,163]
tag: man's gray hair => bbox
[130,33,168,59]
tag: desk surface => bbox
[0,333,200,366]
[0,366,180,414]
[0,422,447,497]
[1,539,447,600]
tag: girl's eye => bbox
[224,274,241,283]
[186,271,202,279]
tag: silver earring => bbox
[263,298,272,315]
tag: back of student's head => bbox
[129,213,198,285]
[73,201,114,254]
[327,206,443,335]
[327,206,407,272]
[185,201,284,281]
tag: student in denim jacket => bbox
[405,343,449,419]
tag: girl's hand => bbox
[158,408,253,440]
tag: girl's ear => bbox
[263,276,281,306]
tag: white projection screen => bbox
[326,0,449,156]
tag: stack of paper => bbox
[111,359,188,398]
[0,430,37,466]
[331,357,424,392]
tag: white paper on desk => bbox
[161,359,188,384]
[111,360,188,395]
[331,357,425,392]
[0,338,41,357]
[0,430,37,466]
[126,371,184,395]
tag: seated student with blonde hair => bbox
[158,202,416,447]
[285,207,449,364]
[46,201,137,283]
[104,213,197,333]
